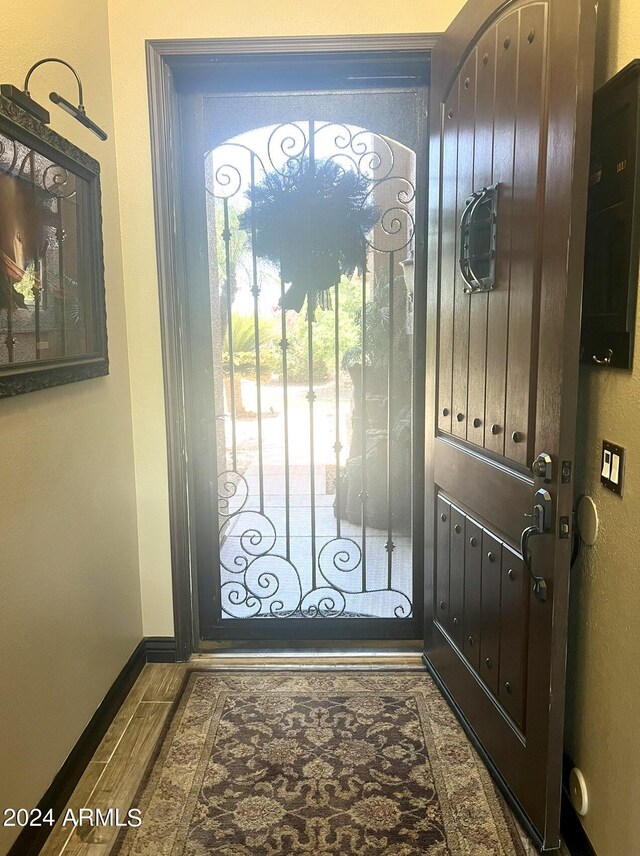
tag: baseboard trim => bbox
[7,639,147,856]
[7,637,178,855]
[560,762,598,856]
[145,635,178,663]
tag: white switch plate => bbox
[601,440,625,496]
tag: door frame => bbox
[146,34,439,661]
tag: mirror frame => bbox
[0,93,108,398]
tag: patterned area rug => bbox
[115,671,526,855]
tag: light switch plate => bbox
[601,440,625,496]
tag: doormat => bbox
[114,670,526,855]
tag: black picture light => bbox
[0,57,107,141]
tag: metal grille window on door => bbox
[204,120,417,622]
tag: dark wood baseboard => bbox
[561,758,598,856]
[144,636,178,662]
[7,636,178,856]
[7,639,147,856]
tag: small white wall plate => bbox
[569,766,589,816]
[577,495,599,546]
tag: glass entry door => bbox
[179,79,427,642]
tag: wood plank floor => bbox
[40,661,571,856]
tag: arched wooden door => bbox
[424,0,596,848]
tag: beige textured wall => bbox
[0,1,142,852]
[105,0,465,635]
[565,2,640,856]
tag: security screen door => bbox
[178,60,428,641]
[424,0,596,848]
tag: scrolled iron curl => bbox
[205,143,268,199]
[245,555,302,604]
[218,509,276,576]
[334,548,357,570]
[351,129,394,180]
[218,540,249,574]
[324,122,353,152]
[359,174,416,251]
[266,122,308,178]
[220,581,261,617]
[231,554,249,573]
[317,146,388,187]
[217,470,248,517]
[318,537,364,594]
[317,152,361,182]
[366,205,416,253]
[217,509,276,557]
[362,173,416,204]
[315,123,395,182]
[42,163,76,198]
[300,587,347,618]
[393,594,413,618]
[211,162,243,200]
[256,570,280,594]
[319,537,362,569]
[397,183,416,206]
[0,137,18,175]
[223,554,303,618]
[240,521,277,557]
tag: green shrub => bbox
[223,312,280,376]
[284,275,362,383]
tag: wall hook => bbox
[592,348,613,366]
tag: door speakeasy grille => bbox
[204,120,416,622]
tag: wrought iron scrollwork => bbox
[217,473,413,620]
[42,162,76,198]
[207,119,415,623]
[0,136,18,175]
[0,132,77,199]
[205,120,416,256]
[217,470,249,517]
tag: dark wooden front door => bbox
[424,0,596,847]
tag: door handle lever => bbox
[520,520,548,603]
[520,489,552,603]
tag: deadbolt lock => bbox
[532,451,553,482]
[533,488,552,533]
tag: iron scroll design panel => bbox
[217,470,412,619]
[206,120,416,622]
[206,121,416,255]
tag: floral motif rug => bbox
[115,670,526,855]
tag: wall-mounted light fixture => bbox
[1,57,107,141]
